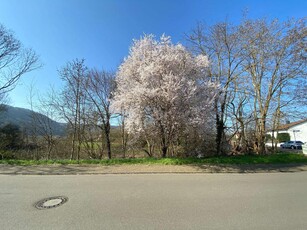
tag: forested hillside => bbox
[0,105,66,136]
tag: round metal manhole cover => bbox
[35,196,68,210]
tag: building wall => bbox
[266,121,307,143]
[288,122,307,142]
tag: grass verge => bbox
[0,153,307,166]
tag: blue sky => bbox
[0,0,306,110]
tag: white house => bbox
[269,119,307,143]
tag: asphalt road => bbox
[1,173,307,230]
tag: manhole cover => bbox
[35,196,68,210]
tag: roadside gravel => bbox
[1,163,307,175]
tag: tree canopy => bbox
[112,34,220,157]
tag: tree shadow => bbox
[0,163,306,175]
[191,163,307,173]
[0,164,103,175]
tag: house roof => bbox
[276,119,307,131]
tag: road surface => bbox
[1,173,307,229]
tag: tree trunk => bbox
[104,122,112,159]
[216,118,224,155]
[256,117,267,155]
[70,136,75,160]
[106,135,111,159]
[145,140,153,157]
[215,100,226,156]
[161,146,167,158]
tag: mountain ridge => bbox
[0,105,66,136]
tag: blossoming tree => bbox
[112,34,219,157]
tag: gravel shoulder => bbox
[1,163,307,175]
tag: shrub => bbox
[277,133,290,142]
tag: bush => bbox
[277,133,290,142]
[0,123,23,150]
[0,150,16,160]
[265,134,272,141]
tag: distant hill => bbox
[0,105,66,136]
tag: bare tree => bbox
[36,93,62,159]
[187,21,244,155]
[187,17,306,155]
[240,18,306,154]
[27,82,40,159]
[57,59,87,160]
[26,83,66,160]
[0,24,40,101]
[83,69,115,159]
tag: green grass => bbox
[1,153,307,166]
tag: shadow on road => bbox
[0,164,107,175]
[191,163,307,173]
[0,163,307,175]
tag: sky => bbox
[0,0,306,110]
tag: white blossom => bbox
[111,34,220,156]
